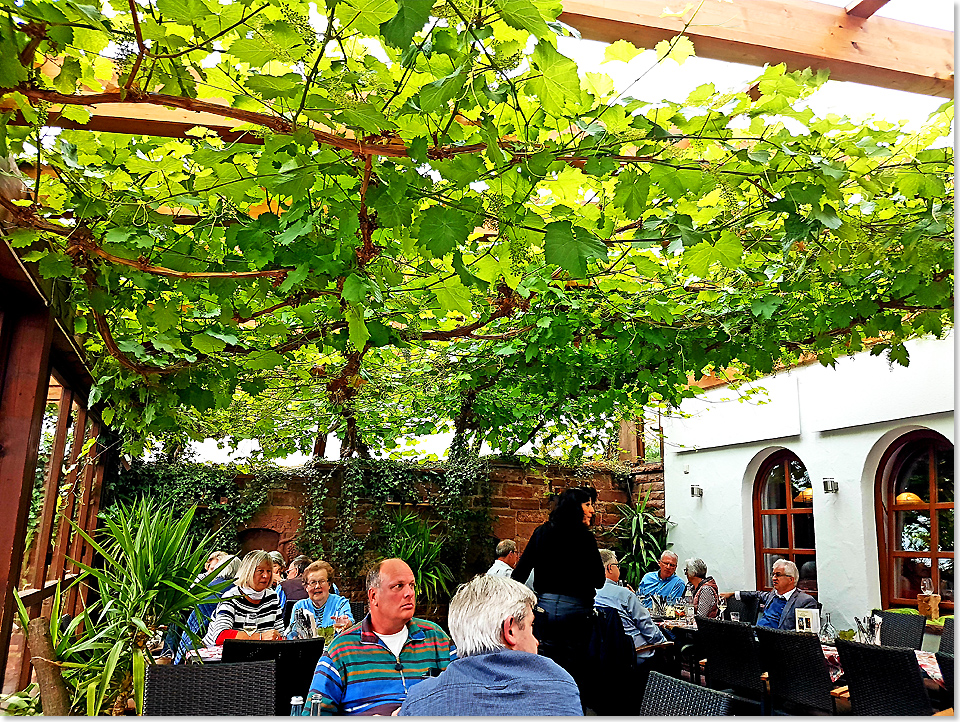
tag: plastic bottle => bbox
[290,696,304,716]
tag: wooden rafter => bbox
[844,0,892,20]
[559,0,953,98]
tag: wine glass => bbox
[333,615,350,635]
[242,620,258,639]
[718,595,727,619]
[921,578,934,595]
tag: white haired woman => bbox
[203,550,284,646]
[683,558,719,619]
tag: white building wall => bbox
[661,334,954,631]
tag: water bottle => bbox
[819,612,838,645]
[289,696,304,716]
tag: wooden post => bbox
[25,617,70,716]
[65,422,99,617]
[0,303,53,683]
[47,405,86,584]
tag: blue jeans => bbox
[534,594,594,703]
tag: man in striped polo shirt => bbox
[305,558,456,715]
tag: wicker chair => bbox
[871,609,926,649]
[935,651,953,698]
[349,601,367,622]
[940,617,954,654]
[695,617,765,702]
[835,638,933,715]
[143,660,276,716]
[639,671,739,715]
[723,596,759,625]
[221,638,325,715]
[755,626,836,714]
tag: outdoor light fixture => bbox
[823,477,838,494]
[691,485,703,498]
[896,491,924,504]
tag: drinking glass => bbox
[333,615,350,635]
[243,622,257,638]
[730,611,740,622]
[921,578,934,595]
[717,595,727,618]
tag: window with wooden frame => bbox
[876,430,953,611]
[753,450,817,594]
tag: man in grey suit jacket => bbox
[720,560,818,630]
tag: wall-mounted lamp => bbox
[691,485,703,498]
[823,477,839,494]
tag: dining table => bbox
[820,644,944,687]
[185,644,223,663]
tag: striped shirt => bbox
[305,616,456,715]
[203,588,284,646]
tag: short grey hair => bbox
[684,558,707,578]
[267,550,285,567]
[216,555,242,580]
[599,549,618,567]
[773,559,798,579]
[366,558,404,592]
[661,550,679,563]
[496,540,517,558]
[237,550,271,588]
[448,575,537,657]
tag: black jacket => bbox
[512,521,604,602]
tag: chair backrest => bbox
[639,671,733,716]
[143,660,276,716]
[221,637,326,715]
[282,599,297,627]
[723,596,759,625]
[941,617,954,653]
[835,638,933,716]
[582,605,639,715]
[935,651,953,698]
[349,601,366,622]
[871,609,926,649]
[696,616,765,697]
[755,626,834,713]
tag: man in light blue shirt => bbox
[595,550,667,662]
[637,550,687,602]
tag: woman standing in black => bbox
[511,487,605,697]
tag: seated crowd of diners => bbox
[169,487,844,715]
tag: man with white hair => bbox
[720,559,818,630]
[637,550,686,602]
[398,575,582,716]
[595,550,667,662]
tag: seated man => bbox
[279,554,313,603]
[486,540,518,578]
[594,550,667,663]
[720,559,818,630]
[637,550,687,602]
[399,575,581,716]
[305,558,455,715]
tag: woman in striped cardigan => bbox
[203,550,285,646]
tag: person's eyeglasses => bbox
[771,572,788,578]
[607,563,619,568]
[305,580,329,588]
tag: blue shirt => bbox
[287,594,353,639]
[637,571,687,602]
[756,594,788,629]
[594,580,667,660]
[398,649,581,716]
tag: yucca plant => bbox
[381,510,455,604]
[14,498,229,715]
[611,489,675,590]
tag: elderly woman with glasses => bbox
[287,560,354,639]
[683,558,719,619]
[203,550,285,646]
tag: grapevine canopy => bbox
[0,0,953,458]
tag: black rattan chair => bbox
[871,609,926,649]
[640,671,750,715]
[935,651,953,698]
[755,626,836,714]
[723,596,759,625]
[940,617,954,653]
[143,660,276,716]
[836,638,933,715]
[696,617,765,702]
[221,637,325,715]
[349,601,366,622]
[282,599,297,627]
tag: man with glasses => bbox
[305,558,455,715]
[637,550,686,602]
[287,560,353,639]
[595,550,667,662]
[720,559,818,630]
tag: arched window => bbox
[753,450,817,593]
[876,430,954,611]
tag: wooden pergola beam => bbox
[559,0,954,98]
[844,0,891,20]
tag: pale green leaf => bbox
[528,42,582,116]
[654,35,695,65]
[494,0,551,38]
[602,39,642,64]
[435,277,473,315]
[543,220,608,278]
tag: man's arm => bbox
[626,595,666,646]
[305,653,346,715]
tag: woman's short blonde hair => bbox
[237,550,272,588]
[303,560,335,583]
